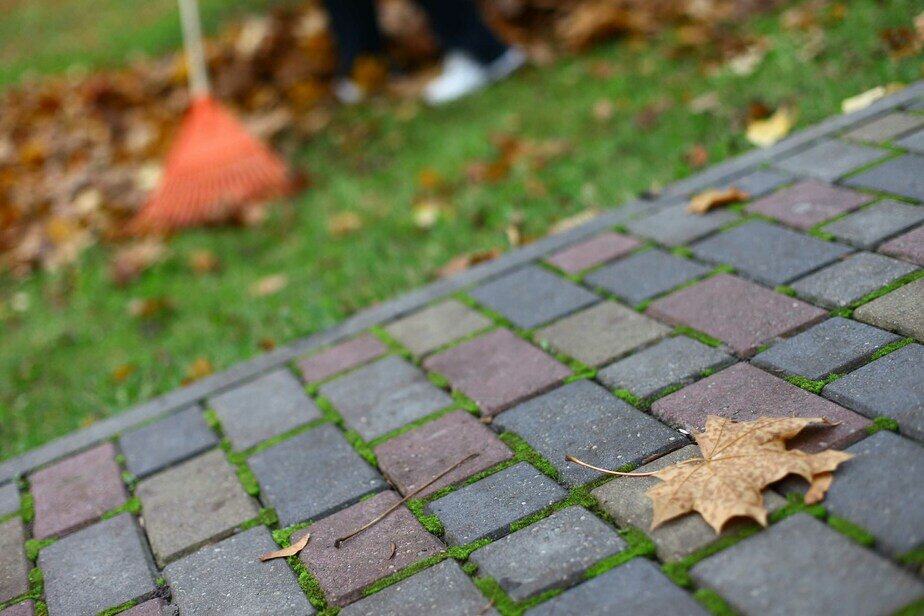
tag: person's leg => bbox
[415,0,507,64]
[321,0,384,76]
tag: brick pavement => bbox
[2,93,923,616]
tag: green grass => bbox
[1,0,921,460]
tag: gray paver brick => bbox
[469,507,626,602]
[844,154,924,202]
[119,404,218,479]
[690,514,924,616]
[774,139,890,181]
[469,265,599,329]
[249,424,386,526]
[40,514,156,616]
[790,252,916,308]
[626,202,738,247]
[0,482,19,518]
[745,180,871,230]
[583,248,710,305]
[823,199,924,249]
[535,302,671,367]
[164,526,313,616]
[423,329,570,416]
[209,369,321,451]
[341,560,498,616]
[814,431,924,557]
[374,410,512,499]
[844,112,924,143]
[30,442,128,539]
[0,601,33,616]
[854,277,924,342]
[896,128,924,154]
[879,225,924,266]
[296,491,444,607]
[652,363,870,452]
[427,462,568,545]
[752,317,900,380]
[596,335,735,399]
[136,449,258,566]
[383,300,491,357]
[725,168,792,198]
[0,518,28,605]
[823,343,924,440]
[297,333,387,383]
[526,558,708,616]
[646,274,827,357]
[592,446,786,562]
[545,231,641,274]
[691,220,852,286]
[494,380,684,487]
[319,356,452,441]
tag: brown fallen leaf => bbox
[746,105,796,148]
[684,144,710,170]
[327,211,363,238]
[184,357,214,383]
[569,416,853,534]
[111,363,137,383]
[109,240,168,286]
[388,542,397,560]
[687,187,751,214]
[436,248,502,279]
[259,533,310,561]
[188,250,221,274]
[249,274,288,297]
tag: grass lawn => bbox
[1,0,921,461]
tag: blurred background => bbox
[0,0,920,460]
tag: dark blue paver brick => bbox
[790,252,916,309]
[726,168,792,198]
[0,483,18,518]
[824,343,924,441]
[597,335,735,399]
[690,514,924,616]
[774,139,889,181]
[526,558,708,616]
[469,507,626,602]
[691,220,852,286]
[0,519,28,605]
[494,380,683,487]
[164,526,313,616]
[40,514,157,616]
[469,265,599,329]
[583,248,710,305]
[626,203,738,247]
[209,369,322,451]
[895,128,924,154]
[341,560,497,616]
[823,199,924,249]
[844,154,924,202]
[119,404,218,479]
[319,356,453,441]
[752,317,900,380]
[427,462,568,545]
[249,424,386,526]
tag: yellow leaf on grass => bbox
[746,106,795,148]
[250,274,288,297]
[687,187,751,214]
[259,533,310,562]
[184,357,214,383]
[841,83,905,114]
[412,200,443,230]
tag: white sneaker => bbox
[423,52,490,106]
[485,47,528,82]
[333,78,364,105]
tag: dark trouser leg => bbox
[321,0,384,75]
[414,0,508,64]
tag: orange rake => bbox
[131,0,294,233]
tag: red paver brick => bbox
[0,601,33,616]
[879,225,924,266]
[545,232,641,274]
[646,274,827,357]
[296,333,387,383]
[122,598,166,616]
[651,363,870,452]
[296,491,444,607]
[374,411,513,499]
[30,443,128,539]
[423,329,570,416]
[746,180,871,230]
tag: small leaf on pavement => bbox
[687,187,750,214]
[260,533,310,561]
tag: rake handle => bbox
[178,0,210,98]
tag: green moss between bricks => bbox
[785,373,841,395]
[773,285,796,297]
[101,496,142,520]
[871,338,914,361]
[20,491,34,524]
[662,525,762,588]
[241,507,278,531]
[34,601,48,616]
[674,326,722,348]
[868,416,901,435]
[98,600,138,616]
[694,589,739,616]
[368,325,412,361]
[203,408,223,436]
[828,516,876,547]
[850,270,924,309]
[897,546,924,567]
[498,432,560,482]
[25,537,56,562]
[368,405,457,448]
[291,556,328,611]
[406,499,445,537]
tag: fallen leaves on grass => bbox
[746,105,796,147]
[249,274,288,297]
[109,240,168,286]
[412,200,444,230]
[841,83,905,114]
[327,212,364,237]
[567,415,853,534]
[687,186,750,214]
[684,143,710,169]
[259,533,310,561]
[436,248,502,279]
[187,250,221,274]
[184,357,214,383]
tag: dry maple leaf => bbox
[647,416,853,533]
[687,187,751,214]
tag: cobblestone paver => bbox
[8,93,924,615]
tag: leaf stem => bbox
[564,455,659,476]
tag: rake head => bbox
[131,96,295,234]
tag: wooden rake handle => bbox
[178,0,210,98]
